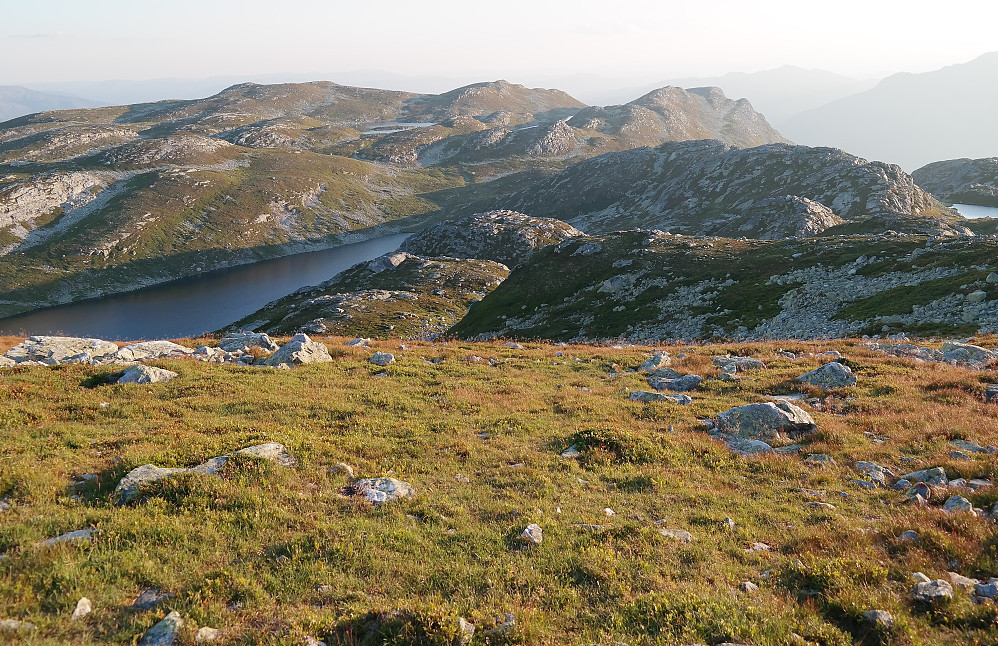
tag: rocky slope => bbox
[225,251,509,339]
[0,80,788,319]
[450,229,998,342]
[493,140,966,237]
[912,157,998,207]
[398,210,584,267]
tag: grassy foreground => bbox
[1,335,997,645]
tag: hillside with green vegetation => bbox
[1,333,997,645]
[451,231,998,342]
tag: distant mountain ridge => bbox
[0,86,98,123]
[782,52,998,170]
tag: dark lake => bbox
[0,234,410,341]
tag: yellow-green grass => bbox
[0,335,997,645]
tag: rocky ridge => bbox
[495,140,966,237]
[912,157,998,208]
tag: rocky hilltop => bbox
[912,157,998,208]
[451,229,998,342]
[398,210,584,267]
[495,140,965,237]
[0,80,788,319]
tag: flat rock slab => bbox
[659,529,693,543]
[36,528,95,547]
[796,361,857,389]
[264,333,332,367]
[647,374,702,392]
[117,365,178,384]
[351,477,415,504]
[715,402,816,443]
[114,443,295,504]
[713,356,766,373]
[110,341,193,363]
[5,336,119,365]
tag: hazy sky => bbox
[3,0,996,86]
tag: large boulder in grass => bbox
[5,336,118,365]
[117,365,178,384]
[264,333,331,367]
[796,361,857,389]
[715,402,816,444]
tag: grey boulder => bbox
[110,341,193,363]
[712,356,766,373]
[714,402,816,443]
[117,365,178,384]
[369,352,395,366]
[138,611,183,646]
[647,374,702,392]
[796,361,857,389]
[5,336,118,365]
[911,579,953,604]
[217,332,279,353]
[264,333,332,367]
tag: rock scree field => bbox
[1,332,998,645]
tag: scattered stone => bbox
[974,581,998,600]
[901,467,947,486]
[941,342,997,364]
[456,617,476,646]
[862,610,894,629]
[331,462,355,478]
[36,528,95,547]
[117,365,178,384]
[948,572,979,591]
[714,402,816,443]
[71,597,92,620]
[854,461,894,487]
[943,495,974,514]
[723,518,736,531]
[892,479,912,490]
[138,611,183,646]
[804,502,836,510]
[647,374,702,392]
[521,523,543,545]
[0,619,36,631]
[659,529,693,543]
[722,436,774,455]
[949,450,971,461]
[351,477,415,504]
[369,352,395,366]
[345,338,371,347]
[951,439,989,454]
[712,355,766,373]
[968,479,993,490]
[560,445,581,458]
[628,390,691,404]
[638,352,671,372]
[746,542,771,552]
[796,361,857,389]
[195,627,220,643]
[132,588,173,610]
[911,579,953,604]
[502,343,524,349]
[804,454,836,467]
[910,572,931,583]
[739,581,759,592]
[264,333,332,367]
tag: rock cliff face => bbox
[226,252,509,340]
[450,229,998,342]
[398,210,584,267]
[496,140,965,237]
[912,158,998,208]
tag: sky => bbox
[2,0,997,88]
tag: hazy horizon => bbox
[3,0,996,89]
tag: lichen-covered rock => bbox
[713,356,767,373]
[796,361,857,389]
[264,333,331,367]
[117,365,178,385]
[351,477,415,504]
[369,352,395,366]
[911,580,953,604]
[714,402,816,444]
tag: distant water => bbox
[0,234,410,341]
[953,203,998,219]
